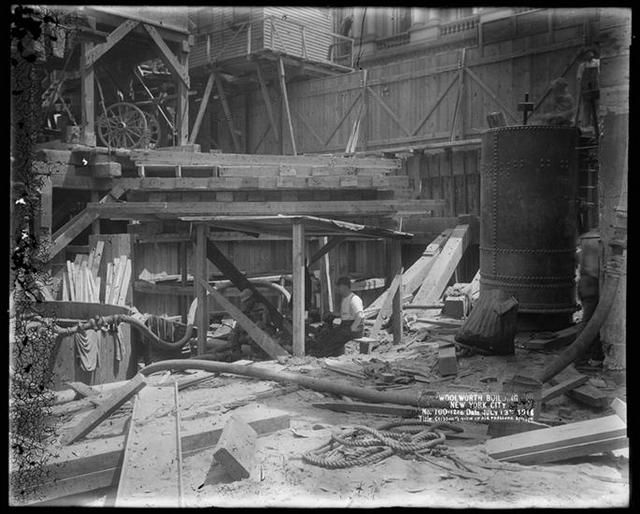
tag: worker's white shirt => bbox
[340,292,364,323]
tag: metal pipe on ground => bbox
[140,359,448,408]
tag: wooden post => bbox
[292,220,305,356]
[278,57,297,156]
[176,48,189,146]
[80,40,96,146]
[319,236,334,317]
[361,69,368,151]
[391,239,403,345]
[39,175,53,238]
[180,241,188,324]
[194,224,208,356]
[90,191,100,234]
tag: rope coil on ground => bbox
[302,421,458,469]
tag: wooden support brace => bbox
[85,19,139,66]
[214,71,241,153]
[412,73,459,136]
[142,23,189,87]
[309,236,346,265]
[196,276,289,359]
[255,62,280,143]
[278,57,297,155]
[390,239,403,345]
[367,86,412,137]
[464,67,518,123]
[188,71,215,145]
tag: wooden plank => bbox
[188,71,215,145]
[370,270,402,340]
[412,73,459,135]
[565,384,611,409]
[30,407,290,505]
[309,236,346,264]
[85,19,139,65]
[130,149,399,169]
[88,199,445,218]
[611,398,626,423]
[390,240,403,345]
[412,224,470,306]
[115,384,181,507]
[367,86,412,136]
[116,257,132,306]
[65,381,99,399]
[196,276,289,359]
[142,24,189,86]
[105,262,113,305]
[91,240,105,278]
[485,414,626,462]
[60,374,146,446]
[213,415,257,481]
[540,375,589,404]
[292,220,305,356]
[522,323,584,350]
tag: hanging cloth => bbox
[74,331,100,372]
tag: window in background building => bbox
[393,8,412,34]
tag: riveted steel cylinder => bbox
[479,125,579,329]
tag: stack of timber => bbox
[60,241,104,302]
[105,255,133,306]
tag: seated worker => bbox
[309,276,364,357]
[532,77,575,126]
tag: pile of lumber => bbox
[61,241,104,302]
[105,255,133,306]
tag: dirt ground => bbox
[67,328,628,508]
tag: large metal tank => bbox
[479,126,579,331]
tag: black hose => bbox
[539,255,625,383]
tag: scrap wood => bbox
[213,415,257,481]
[485,414,627,465]
[60,374,146,446]
[31,406,290,505]
[521,323,584,350]
[541,374,589,404]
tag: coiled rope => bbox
[302,421,462,469]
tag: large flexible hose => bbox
[539,254,625,383]
[139,359,449,408]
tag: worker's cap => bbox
[336,276,352,288]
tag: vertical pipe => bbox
[391,239,403,345]
[194,224,208,356]
[292,221,306,356]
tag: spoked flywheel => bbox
[96,102,148,149]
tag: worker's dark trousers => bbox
[321,321,364,357]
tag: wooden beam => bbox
[116,384,182,507]
[293,109,324,148]
[464,67,518,124]
[88,199,445,219]
[367,86,412,137]
[176,49,189,146]
[412,73,458,136]
[522,323,584,351]
[255,61,280,143]
[214,72,241,153]
[540,375,589,404]
[309,236,346,265]
[278,57,297,155]
[412,224,470,306]
[196,276,289,359]
[85,19,139,66]
[292,220,305,356]
[312,401,418,417]
[194,224,208,356]
[60,374,146,446]
[48,186,127,261]
[142,23,189,87]
[390,239,403,345]
[188,71,215,145]
[485,414,627,465]
[319,236,334,317]
[206,239,291,334]
[370,271,401,340]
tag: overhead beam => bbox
[196,276,289,359]
[87,199,446,219]
[142,23,189,87]
[85,19,139,66]
[309,236,346,265]
[205,239,291,334]
[188,72,215,145]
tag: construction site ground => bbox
[51,322,628,508]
